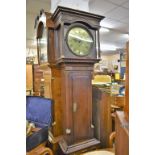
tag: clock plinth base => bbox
[59,138,100,154]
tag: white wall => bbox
[101,54,120,73]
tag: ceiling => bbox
[26,0,129,55]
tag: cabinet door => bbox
[71,72,93,143]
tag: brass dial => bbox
[67,27,93,56]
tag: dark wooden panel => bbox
[51,67,63,137]
[60,70,94,144]
[72,73,93,143]
[92,86,112,148]
[48,28,56,64]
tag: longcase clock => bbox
[51,6,104,154]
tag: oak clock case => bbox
[51,6,105,154]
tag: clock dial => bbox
[67,27,93,56]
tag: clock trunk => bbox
[59,64,100,154]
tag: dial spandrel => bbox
[67,27,93,56]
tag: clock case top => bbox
[50,6,105,65]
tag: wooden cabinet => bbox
[33,64,44,96]
[115,42,129,155]
[111,96,125,108]
[115,111,129,155]
[92,86,112,148]
[26,64,33,95]
[26,64,33,91]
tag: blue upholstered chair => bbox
[26,96,54,155]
